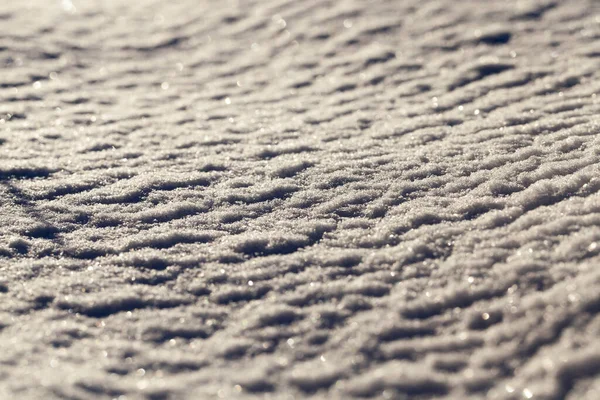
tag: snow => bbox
[1,0,600,398]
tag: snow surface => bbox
[1,0,600,399]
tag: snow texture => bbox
[1,0,600,399]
